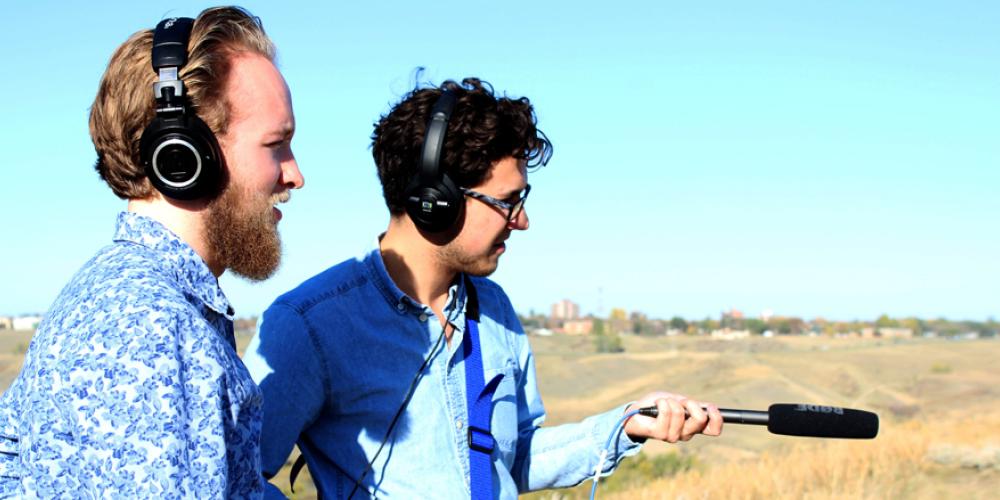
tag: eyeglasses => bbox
[459,184,531,224]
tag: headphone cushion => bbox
[404,173,463,233]
[140,114,221,200]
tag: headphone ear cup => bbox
[404,173,463,233]
[140,114,221,200]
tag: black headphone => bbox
[403,90,464,233]
[139,17,222,201]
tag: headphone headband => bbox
[139,15,221,201]
[151,18,194,105]
[151,18,195,70]
[418,90,457,182]
[403,89,463,233]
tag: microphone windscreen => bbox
[767,404,879,439]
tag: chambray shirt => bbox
[243,242,641,499]
[0,212,263,498]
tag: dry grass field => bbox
[0,330,33,390]
[2,330,997,498]
[525,334,1000,499]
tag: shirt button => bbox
[397,303,405,311]
[418,313,428,322]
[456,418,463,429]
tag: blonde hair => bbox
[89,6,275,199]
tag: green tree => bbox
[591,318,624,353]
[669,316,688,331]
[593,332,624,353]
[900,317,923,336]
[744,318,766,335]
[699,317,719,332]
[875,314,899,328]
[592,318,606,335]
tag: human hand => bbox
[623,392,723,443]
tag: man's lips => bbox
[271,191,291,223]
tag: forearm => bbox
[513,403,643,492]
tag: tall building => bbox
[551,299,580,321]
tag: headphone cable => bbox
[589,409,641,500]
[348,325,448,499]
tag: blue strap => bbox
[464,316,503,500]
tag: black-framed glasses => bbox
[459,184,531,223]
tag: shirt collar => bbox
[114,211,234,319]
[363,238,468,329]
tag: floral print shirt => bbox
[0,212,263,498]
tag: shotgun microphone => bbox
[636,403,879,439]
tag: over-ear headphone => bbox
[403,90,464,233]
[139,17,221,201]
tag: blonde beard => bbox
[205,182,286,281]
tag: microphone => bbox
[636,403,879,439]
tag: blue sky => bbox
[1,1,997,321]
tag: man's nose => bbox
[507,208,529,230]
[282,151,304,189]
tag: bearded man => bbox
[0,7,303,498]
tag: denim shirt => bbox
[243,242,640,499]
[0,212,263,498]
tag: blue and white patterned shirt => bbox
[0,212,263,498]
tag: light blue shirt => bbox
[0,212,263,498]
[243,242,641,499]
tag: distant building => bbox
[551,299,580,321]
[711,328,751,340]
[563,319,593,335]
[0,316,12,330]
[878,327,913,339]
[760,309,774,322]
[13,315,42,331]
[721,308,744,329]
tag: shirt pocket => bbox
[484,364,520,467]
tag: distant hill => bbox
[3,331,997,498]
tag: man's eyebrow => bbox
[266,125,295,139]
[499,185,527,199]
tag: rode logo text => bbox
[794,404,844,415]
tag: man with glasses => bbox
[243,78,722,498]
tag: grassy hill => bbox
[2,330,997,498]
[525,334,1000,499]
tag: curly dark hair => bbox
[372,77,552,215]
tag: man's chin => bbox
[206,191,283,281]
[463,257,501,278]
[229,262,280,282]
[228,224,283,281]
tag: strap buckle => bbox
[467,425,495,454]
